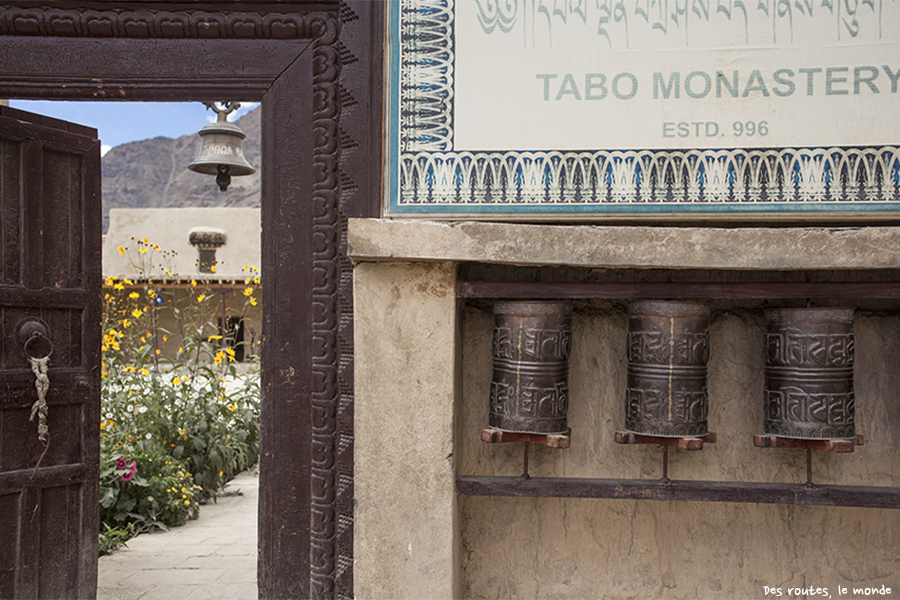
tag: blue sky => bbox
[8,100,258,156]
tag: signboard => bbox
[386,0,900,218]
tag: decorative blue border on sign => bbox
[386,0,900,218]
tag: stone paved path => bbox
[97,470,258,600]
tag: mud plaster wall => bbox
[459,299,900,599]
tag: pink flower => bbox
[120,461,137,482]
[115,457,126,469]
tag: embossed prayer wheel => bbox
[489,301,572,434]
[764,308,855,439]
[625,300,710,437]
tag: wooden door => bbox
[0,105,101,599]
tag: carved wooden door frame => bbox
[0,1,382,597]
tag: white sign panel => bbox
[455,0,900,150]
[387,0,900,218]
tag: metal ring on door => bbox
[24,332,53,361]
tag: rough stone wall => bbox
[353,261,461,599]
[458,296,900,599]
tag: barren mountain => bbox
[101,106,260,232]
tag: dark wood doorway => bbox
[0,2,382,598]
[0,104,101,599]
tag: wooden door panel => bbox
[0,105,100,599]
[1,404,83,472]
[40,148,82,288]
[0,492,18,598]
[0,137,22,286]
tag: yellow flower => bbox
[117,246,125,255]
[129,292,139,299]
[184,500,190,505]
[139,247,148,254]
[139,368,150,376]
[197,294,206,303]
[124,279,134,285]
[191,280,197,287]
[219,470,223,477]
[210,265,217,273]
[243,287,253,297]
[208,335,223,342]
[148,289,156,298]
[113,283,124,290]
[178,429,185,435]
[142,237,148,244]
[105,276,115,286]
[248,296,257,306]
[100,421,106,430]
[253,276,260,285]
[213,351,224,365]
[155,349,160,355]
[132,309,143,318]
[122,319,131,328]
[173,377,181,385]
[228,404,236,412]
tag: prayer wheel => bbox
[489,301,572,434]
[625,300,710,437]
[764,308,855,439]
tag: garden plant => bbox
[99,238,261,555]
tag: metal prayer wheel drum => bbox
[489,301,572,434]
[625,300,710,437]
[764,308,855,440]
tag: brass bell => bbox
[187,102,256,192]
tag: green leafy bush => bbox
[99,239,261,554]
[99,444,200,533]
[98,522,139,557]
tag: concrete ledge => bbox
[348,219,900,270]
